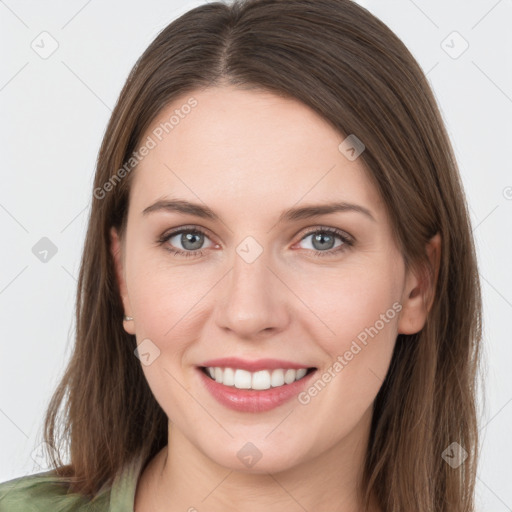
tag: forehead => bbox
[129,86,383,221]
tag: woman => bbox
[0,0,482,510]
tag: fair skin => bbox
[110,85,440,512]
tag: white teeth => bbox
[234,369,252,389]
[204,367,311,390]
[284,369,296,384]
[252,370,271,390]
[223,367,235,386]
[271,369,285,387]
[296,368,307,380]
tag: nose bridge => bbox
[215,235,289,337]
[231,239,269,295]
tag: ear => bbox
[397,232,441,335]
[110,227,135,335]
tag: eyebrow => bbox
[142,198,376,223]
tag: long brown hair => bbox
[41,0,483,509]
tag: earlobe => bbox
[397,232,441,335]
[110,227,135,334]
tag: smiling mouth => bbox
[200,366,317,391]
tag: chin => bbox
[197,435,308,475]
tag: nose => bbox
[214,244,291,340]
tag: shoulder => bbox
[0,470,110,512]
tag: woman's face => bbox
[111,85,425,473]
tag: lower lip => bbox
[197,368,316,413]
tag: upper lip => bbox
[200,357,315,372]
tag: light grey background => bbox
[1,0,511,510]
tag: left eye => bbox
[297,229,348,252]
[293,227,353,258]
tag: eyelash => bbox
[157,225,354,259]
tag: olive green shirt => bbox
[0,455,145,511]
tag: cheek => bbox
[127,248,205,332]
[128,263,204,418]
[290,260,402,431]
[126,259,218,381]
[291,258,403,353]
